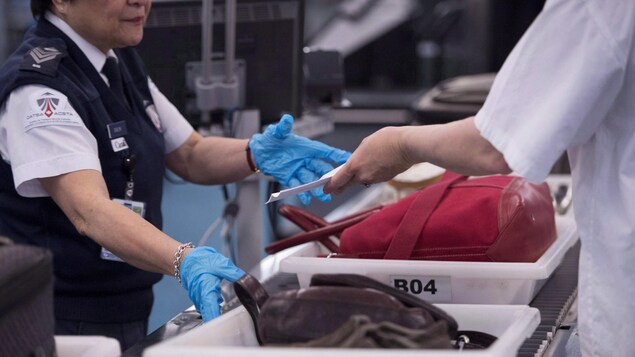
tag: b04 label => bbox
[390,275,452,302]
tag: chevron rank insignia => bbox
[20,46,65,77]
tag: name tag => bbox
[111,137,129,152]
[107,121,128,138]
[112,198,146,217]
[100,198,146,262]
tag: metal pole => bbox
[224,0,237,84]
[200,0,214,124]
[201,0,214,84]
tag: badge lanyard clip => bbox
[123,154,136,200]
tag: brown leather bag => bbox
[233,273,459,347]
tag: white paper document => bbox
[266,165,344,204]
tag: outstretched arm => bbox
[40,170,245,323]
[166,115,351,205]
[324,117,511,193]
[166,131,253,185]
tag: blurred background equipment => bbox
[136,0,305,128]
[304,0,544,113]
[0,1,33,61]
[302,49,344,110]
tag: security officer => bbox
[326,0,635,356]
[0,0,350,350]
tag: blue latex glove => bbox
[180,247,245,322]
[250,114,351,205]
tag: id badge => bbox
[100,198,147,262]
[112,198,146,217]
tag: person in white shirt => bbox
[325,1,635,355]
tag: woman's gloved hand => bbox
[180,247,245,322]
[249,114,351,205]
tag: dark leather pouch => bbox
[233,273,477,349]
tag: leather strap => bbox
[276,205,340,251]
[265,205,383,254]
[279,204,386,231]
[384,172,467,260]
[278,205,327,232]
[233,274,269,345]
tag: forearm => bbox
[79,200,183,275]
[401,117,511,176]
[167,132,254,184]
[41,170,187,276]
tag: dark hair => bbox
[31,0,53,18]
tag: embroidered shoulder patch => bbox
[24,89,83,132]
[19,46,65,77]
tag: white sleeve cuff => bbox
[14,153,102,197]
[474,111,550,184]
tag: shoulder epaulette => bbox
[19,46,66,77]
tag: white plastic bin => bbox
[55,336,120,357]
[143,304,540,357]
[279,215,578,304]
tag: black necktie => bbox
[102,56,130,110]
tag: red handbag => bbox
[266,171,557,262]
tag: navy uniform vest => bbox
[0,18,165,323]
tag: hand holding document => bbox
[266,165,344,204]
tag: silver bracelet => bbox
[173,242,195,285]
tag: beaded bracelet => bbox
[173,242,195,284]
